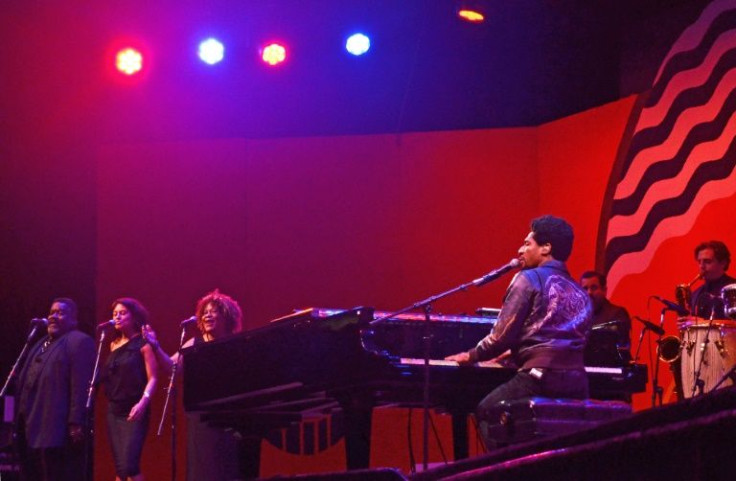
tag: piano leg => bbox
[341,399,373,470]
[451,413,469,460]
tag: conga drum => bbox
[679,317,736,397]
[723,284,736,319]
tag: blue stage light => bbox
[198,38,225,65]
[345,33,370,56]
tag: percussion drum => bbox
[722,284,736,320]
[679,318,736,397]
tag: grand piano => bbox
[182,307,647,474]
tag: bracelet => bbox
[142,391,151,400]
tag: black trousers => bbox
[475,368,589,449]
[18,441,85,481]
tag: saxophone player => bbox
[691,241,736,319]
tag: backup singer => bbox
[691,241,735,319]
[446,215,592,448]
[102,298,160,481]
[149,289,243,481]
[15,298,95,481]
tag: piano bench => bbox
[484,397,632,448]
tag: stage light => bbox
[345,33,370,56]
[458,9,484,23]
[457,2,486,23]
[261,43,286,66]
[116,48,143,75]
[198,38,225,65]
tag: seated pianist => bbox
[445,216,593,449]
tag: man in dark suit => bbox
[15,298,96,481]
[580,271,632,365]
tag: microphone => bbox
[180,316,198,327]
[30,318,48,326]
[653,296,689,317]
[634,316,665,336]
[96,320,115,330]
[473,259,522,287]
[592,319,622,329]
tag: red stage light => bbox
[261,43,287,66]
[116,47,143,75]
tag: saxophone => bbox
[675,273,702,315]
[659,273,702,363]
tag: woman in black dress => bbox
[103,298,160,481]
[150,289,243,480]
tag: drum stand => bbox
[711,363,736,391]
[708,299,736,393]
[690,309,717,397]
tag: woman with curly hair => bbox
[149,289,243,481]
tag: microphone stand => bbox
[157,324,187,481]
[0,323,43,481]
[86,330,107,410]
[371,275,493,471]
[633,321,651,363]
[650,308,667,408]
[84,328,108,481]
[0,323,44,397]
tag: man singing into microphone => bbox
[446,215,592,449]
[15,298,96,481]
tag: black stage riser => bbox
[411,386,736,481]
[262,467,407,481]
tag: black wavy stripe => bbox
[611,89,736,216]
[617,50,736,181]
[647,9,736,107]
[605,136,736,271]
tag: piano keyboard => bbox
[399,358,624,375]
[399,358,503,368]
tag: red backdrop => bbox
[91,95,640,478]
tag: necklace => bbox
[39,336,55,355]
